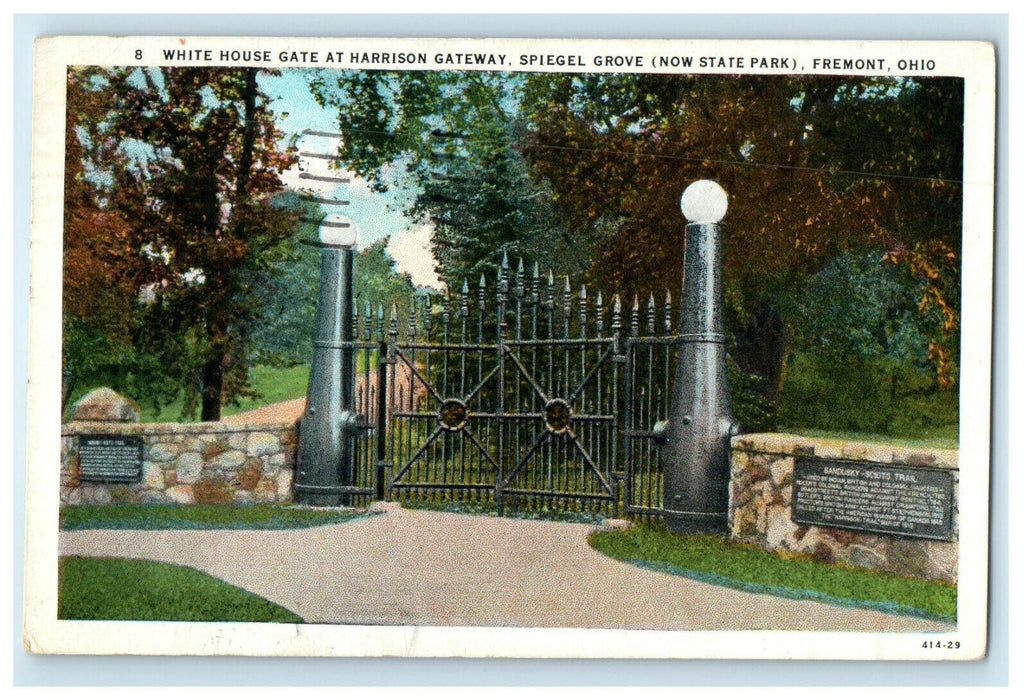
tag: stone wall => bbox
[729,433,958,584]
[61,421,297,506]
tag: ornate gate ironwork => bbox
[296,179,736,528]
[622,293,678,517]
[376,256,675,517]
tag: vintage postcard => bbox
[24,36,995,660]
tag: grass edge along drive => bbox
[588,524,957,625]
[58,502,956,625]
[58,556,303,623]
[59,503,375,531]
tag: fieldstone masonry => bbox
[729,433,958,584]
[70,387,141,422]
[62,393,960,585]
[62,399,297,506]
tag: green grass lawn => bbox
[590,522,957,623]
[220,364,312,418]
[59,556,303,622]
[60,504,372,531]
[65,363,314,423]
[401,496,608,524]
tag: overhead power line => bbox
[298,151,342,160]
[301,217,351,228]
[291,126,963,187]
[300,129,346,138]
[299,195,351,207]
[299,172,351,185]
[69,105,965,188]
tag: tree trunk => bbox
[200,346,227,422]
[732,304,790,405]
[198,69,259,423]
[234,68,258,204]
[62,371,76,415]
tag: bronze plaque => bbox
[78,435,144,482]
[791,458,953,540]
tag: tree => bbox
[517,73,962,394]
[247,193,419,367]
[64,66,299,419]
[310,70,963,410]
[63,68,180,412]
[309,70,601,289]
[782,250,937,367]
[803,78,964,388]
[245,192,322,366]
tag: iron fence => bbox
[339,256,679,517]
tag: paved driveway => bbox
[59,502,951,631]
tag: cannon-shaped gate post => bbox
[295,214,363,506]
[659,180,738,533]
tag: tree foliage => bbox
[519,74,962,388]
[248,208,419,368]
[311,70,963,401]
[804,78,963,387]
[63,66,299,419]
[782,250,937,366]
[309,70,607,288]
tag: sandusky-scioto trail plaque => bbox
[791,458,954,540]
[77,435,144,483]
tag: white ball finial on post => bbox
[318,213,359,247]
[679,179,728,224]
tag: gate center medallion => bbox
[543,398,573,434]
[438,398,469,431]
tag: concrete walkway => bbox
[59,503,951,631]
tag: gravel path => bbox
[58,502,951,631]
[221,363,424,425]
[221,397,306,424]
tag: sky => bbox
[260,69,442,289]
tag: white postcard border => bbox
[25,35,997,661]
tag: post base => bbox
[293,484,359,507]
[663,509,728,535]
[296,494,349,507]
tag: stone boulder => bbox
[70,387,140,422]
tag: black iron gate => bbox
[348,257,676,517]
[298,178,735,532]
[622,293,677,517]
